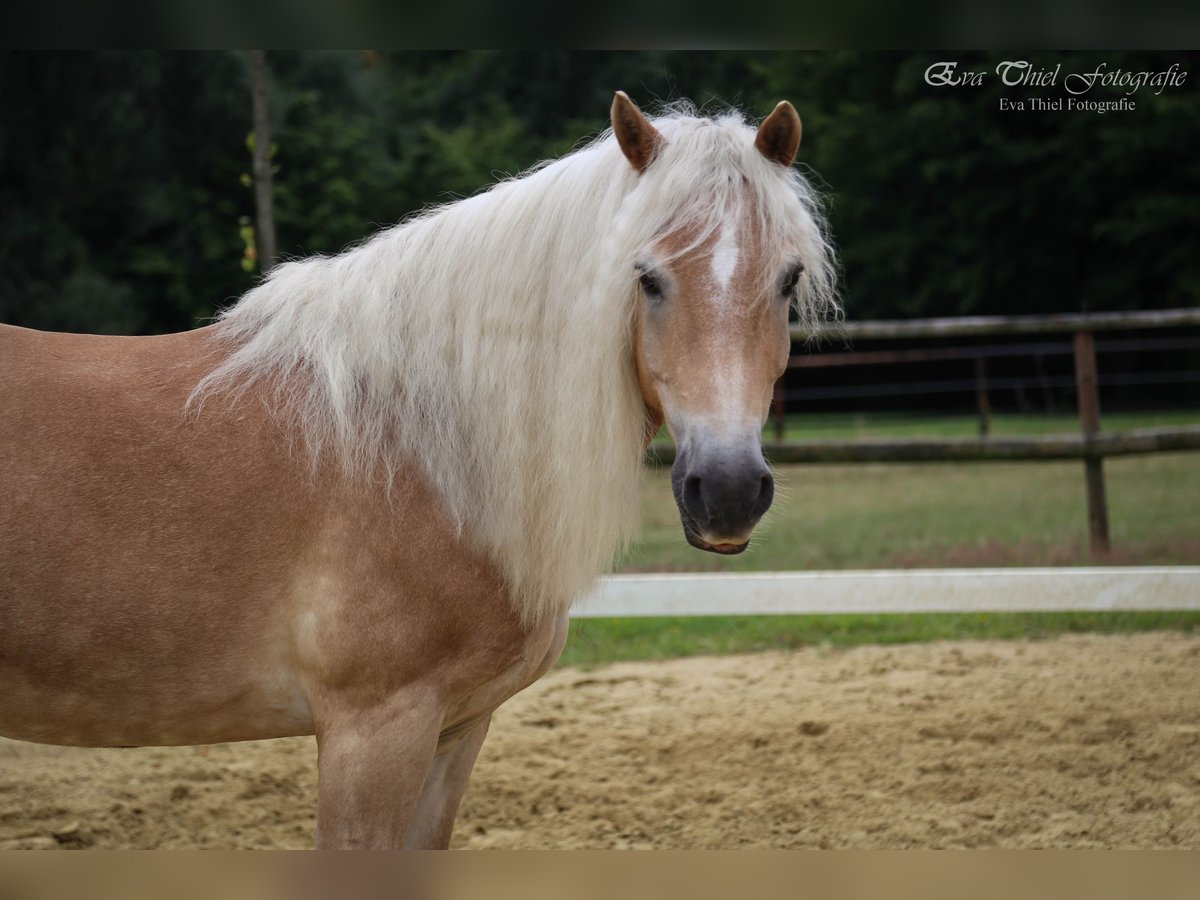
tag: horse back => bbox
[0,324,320,744]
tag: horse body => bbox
[0,94,833,847]
[1,323,564,844]
[0,320,564,731]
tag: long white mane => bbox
[192,104,838,624]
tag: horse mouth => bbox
[681,516,750,555]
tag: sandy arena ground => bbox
[1,632,1198,849]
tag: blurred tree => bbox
[0,51,250,333]
[0,51,1196,337]
[249,50,277,273]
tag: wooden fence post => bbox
[973,356,992,437]
[772,379,786,441]
[1073,330,1111,556]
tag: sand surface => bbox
[2,633,1198,849]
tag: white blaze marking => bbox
[710,219,740,291]
[706,217,752,433]
[658,212,760,442]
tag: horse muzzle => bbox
[671,435,774,554]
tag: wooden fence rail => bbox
[647,425,1200,466]
[790,307,1200,341]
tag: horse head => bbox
[613,92,821,555]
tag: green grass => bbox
[767,409,1200,440]
[562,410,1200,665]
[623,452,1200,574]
[561,611,1200,668]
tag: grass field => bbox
[761,409,1200,440]
[561,611,1200,667]
[562,411,1200,666]
[625,452,1200,573]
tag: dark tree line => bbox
[1,51,1197,336]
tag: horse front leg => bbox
[313,688,445,849]
[403,715,492,849]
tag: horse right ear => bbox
[611,91,664,174]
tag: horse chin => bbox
[682,524,750,555]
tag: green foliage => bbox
[2,51,1198,334]
[238,217,257,273]
[0,51,251,332]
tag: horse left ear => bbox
[612,91,664,174]
[755,101,802,167]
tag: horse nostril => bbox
[753,472,775,518]
[683,474,705,520]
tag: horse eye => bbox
[639,270,663,299]
[781,262,806,297]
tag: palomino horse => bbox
[0,93,835,848]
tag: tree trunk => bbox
[250,50,277,274]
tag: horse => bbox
[0,93,836,848]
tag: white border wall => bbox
[571,568,1200,617]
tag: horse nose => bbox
[679,455,774,540]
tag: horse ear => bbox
[611,91,664,174]
[755,101,802,167]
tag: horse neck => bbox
[343,156,647,620]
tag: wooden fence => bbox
[647,307,1200,558]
